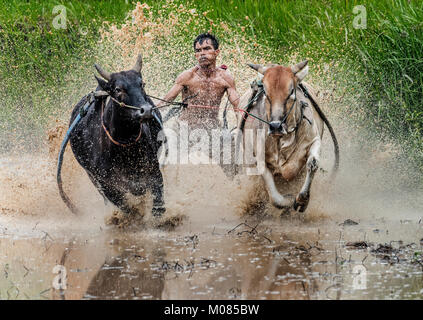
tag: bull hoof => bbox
[273,194,295,209]
[307,157,319,172]
[152,206,166,218]
[280,206,291,217]
[293,192,310,212]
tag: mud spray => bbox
[0,2,422,237]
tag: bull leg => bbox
[150,169,166,217]
[262,166,294,209]
[293,139,321,212]
[86,171,108,205]
[101,184,139,216]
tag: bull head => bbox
[247,60,309,136]
[94,54,153,121]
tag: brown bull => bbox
[236,60,339,212]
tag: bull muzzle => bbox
[137,104,153,119]
[268,121,287,135]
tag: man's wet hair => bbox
[193,33,219,50]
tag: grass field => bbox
[0,0,422,175]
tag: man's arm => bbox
[222,71,241,121]
[156,70,190,107]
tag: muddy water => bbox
[0,153,422,300]
[0,214,422,300]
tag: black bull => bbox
[61,55,166,217]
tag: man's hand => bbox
[156,70,191,107]
[156,83,183,108]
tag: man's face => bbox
[194,39,219,67]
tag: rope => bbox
[164,100,271,125]
[150,93,199,110]
[57,92,96,215]
[101,98,143,147]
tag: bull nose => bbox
[268,121,287,135]
[269,121,282,132]
[138,104,153,119]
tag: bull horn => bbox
[132,54,143,73]
[291,60,308,74]
[94,63,111,81]
[247,63,267,75]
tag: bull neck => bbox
[103,101,142,143]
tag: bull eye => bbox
[114,88,126,98]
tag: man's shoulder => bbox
[218,66,235,87]
[175,67,198,84]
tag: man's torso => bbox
[179,65,229,129]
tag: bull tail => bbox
[57,114,83,214]
[57,175,78,214]
[299,83,340,177]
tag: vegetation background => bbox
[0,0,422,182]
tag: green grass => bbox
[0,0,422,176]
[0,0,135,82]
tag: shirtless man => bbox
[157,33,240,130]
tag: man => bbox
[157,33,240,130]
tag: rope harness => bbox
[101,97,144,147]
[86,90,188,147]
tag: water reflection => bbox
[0,219,422,300]
[79,231,318,300]
[84,244,165,300]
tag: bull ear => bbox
[94,63,111,81]
[95,75,109,91]
[247,63,268,75]
[291,60,309,82]
[132,54,143,73]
